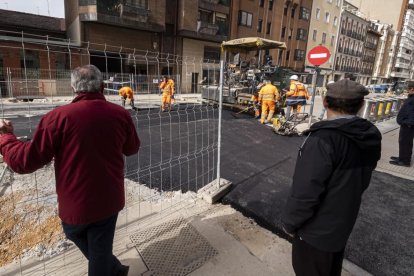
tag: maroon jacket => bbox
[0,93,140,224]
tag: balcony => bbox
[90,1,163,31]
[391,71,409,78]
[395,62,410,69]
[199,0,230,14]
[397,51,411,60]
[197,21,219,35]
[118,4,150,23]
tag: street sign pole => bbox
[308,66,320,127]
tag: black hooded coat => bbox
[281,117,382,252]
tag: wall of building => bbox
[305,0,343,85]
[181,38,221,93]
[278,0,312,72]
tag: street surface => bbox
[1,95,412,275]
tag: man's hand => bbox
[0,119,14,135]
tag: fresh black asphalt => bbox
[8,105,413,275]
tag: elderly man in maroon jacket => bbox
[0,65,140,276]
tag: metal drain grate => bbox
[130,217,218,276]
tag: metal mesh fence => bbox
[0,31,223,275]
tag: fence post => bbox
[216,59,224,188]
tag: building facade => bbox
[0,9,76,98]
[392,0,414,80]
[333,2,369,81]
[359,22,381,85]
[305,0,343,86]
[372,22,397,84]
[278,0,313,72]
[347,0,410,81]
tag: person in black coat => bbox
[390,80,414,167]
[281,79,382,276]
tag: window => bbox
[325,12,330,23]
[286,50,290,61]
[294,49,305,61]
[291,7,296,18]
[299,7,310,20]
[199,9,214,23]
[313,29,317,40]
[203,46,221,61]
[316,8,320,19]
[327,0,333,3]
[322,32,327,44]
[284,5,288,16]
[331,35,335,46]
[257,19,263,32]
[266,22,271,34]
[282,27,286,38]
[259,0,264,7]
[296,28,307,40]
[333,16,338,26]
[336,0,341,7]
[288,28,293,39]
[239,11,253,27]
[125,0,148,9]
[269,0,274,10]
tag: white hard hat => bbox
[290,75,299,80]
[327,80,335,85]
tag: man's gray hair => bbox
[71,65,103,93]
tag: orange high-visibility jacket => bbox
[258,83,279,102]
[119,86,134,99]
[286,80,309,106]
[159,79,175,96]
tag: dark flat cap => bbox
[407,80,414,88]
[326,79,369,99]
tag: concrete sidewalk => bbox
[1,197,360,276]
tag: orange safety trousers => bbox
[162,94,172,111]
[260,100,275,123]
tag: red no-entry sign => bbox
[307,46,331,66]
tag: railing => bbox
[197,21,220,35]
[0,30,226,275]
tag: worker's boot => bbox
[267,111,274,123]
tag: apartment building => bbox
[0,9,76,97]
[372,22,396,84]
[229,0,275,66]
[177,0,230,91]
[359,22,381,85]
[64,0,168,74]
[228,0,312,73]
[305,0,343,86]
[347,0,410,81]
[333,1,369,81]
[279,0,313,72]
[392,1,414,80]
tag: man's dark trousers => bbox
[292,237,344,276]
[399,125,414,164]
[62,213,122,276]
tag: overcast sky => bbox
[3,0,64,18]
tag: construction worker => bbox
[159,76,175,112]
[251,82,265,118]
[119,86,137,111]
[258,80,279,124]
[285,75,309,119]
